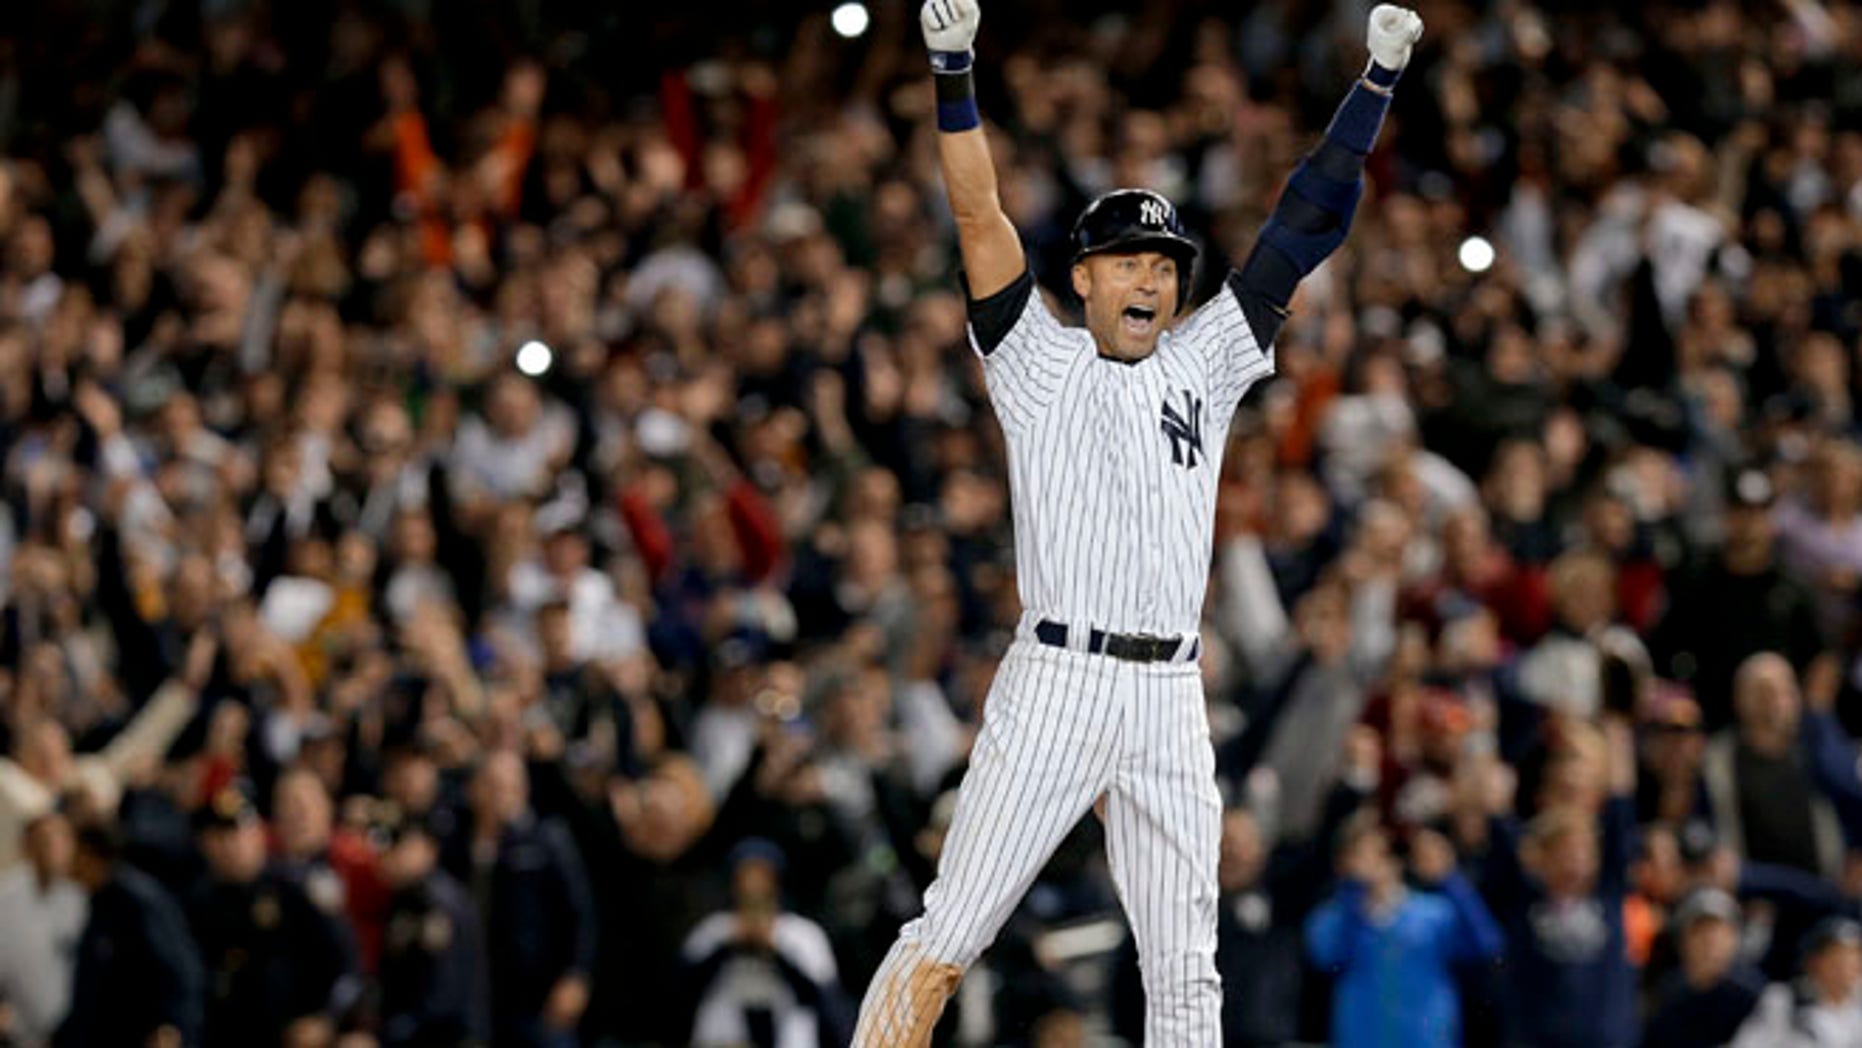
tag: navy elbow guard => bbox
[1234,71,1393,344]
[1233,153,1363,344]
[1266,153,1364,275]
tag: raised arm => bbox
[922,0,1024,299]
[1231,5,1423,347]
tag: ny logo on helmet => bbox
[1160,389,1203,469]
[1140,198,1168,228]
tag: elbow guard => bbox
[1233,74,1388,345]
[1234,144,1366,344]
[1264,143,1367,281]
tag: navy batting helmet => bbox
[1069,188,1199,313]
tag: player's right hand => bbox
[921,0,980,53]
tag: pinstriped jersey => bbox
[972,274,1272,638]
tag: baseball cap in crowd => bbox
[728,836,788,876]
[1803,916,1862,961]
[1672,887,1741,930]
[193,781,261,833]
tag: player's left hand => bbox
[1367,4,1424,72]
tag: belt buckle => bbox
[1133,633,1170,662]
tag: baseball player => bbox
[854,2,1425,1044]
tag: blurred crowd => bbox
[5,0,1862,1045]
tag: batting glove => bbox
[921,0,980,55]
[1366,4,1424,73]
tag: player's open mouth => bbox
[1122,304,1157,336]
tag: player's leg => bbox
[1102,662,1223,1047]
[854,644,1119,1046]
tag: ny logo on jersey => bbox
[1160,389,1204,469]
[1140,198,1168,227]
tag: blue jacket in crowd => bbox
[1306,872,1504,1048]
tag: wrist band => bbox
[931,49,973,74]
[932,49,980,132]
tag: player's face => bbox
[1072,251,1178,361]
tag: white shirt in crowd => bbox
[450,405,575,502]
[682,910,841,1048]
[1734,982,1862,1048]
[0,866,86,1044]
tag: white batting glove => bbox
[1367,4,1424,73]
[921,0,981,54]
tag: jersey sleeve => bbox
[966,269,1075,435]
[1174,271,1275,418]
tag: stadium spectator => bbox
[56,819,204,1048]
[1651,470,1825,728]
[0,809,83,1044]
[0,649,203,870]
[272,765,392,972]
[1634,688,1709,828]
[1306,814,1503,1047]
[1775,439,1862,641]
[376,804,491,1047]
[1481,714,1640,1048]
[1701,652,1862,880]
[1639,887,1765,1048]
[1732,915,1862,1047]
[443,749,596,1047]
[681,837,853,1048]
[187,781,359,1047]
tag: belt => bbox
[1033,619,1199,664]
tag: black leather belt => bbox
[1034,619,1197,663]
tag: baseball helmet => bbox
[1069,188,1199,312]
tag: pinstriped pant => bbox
[853,638,1222,1046]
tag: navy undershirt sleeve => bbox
[964,268,1036,356]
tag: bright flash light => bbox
[1458,235,1496,274]
[831,1,870,38]
[516,340,553,377]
